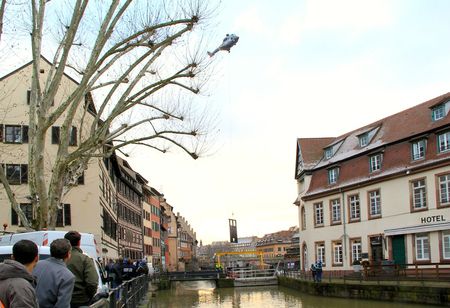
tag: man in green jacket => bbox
[64,231,99,307]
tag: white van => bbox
[0,231,108,294]
[0,231,99,259]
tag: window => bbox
[359,133,368,147]
[415,233,430,261]
[368,190,382,218]
[4,164,28,185]
[301,206,306,230]
[11,203,33,226]
[432,104,445,121]
[52,126,60,144]
[350,238,362,264]
[332,241,343,265]
[411,179,427,210]
[69,126,77,146]
[315,242,326,265]
[328,168,339,185]
[348,194,360,222]
[438,131,450,153]
[438,174,450,207]
[314,203,324,226]
[4,125,28,143]
[56,204,72,227]
[411,139,426,160]
[324,148,332,159]
[370,154,382,172]
[443,231,450,260]
[330,199,341,224]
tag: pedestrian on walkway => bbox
[33,238,75,308]
[0,240,39,308]
[64,231,99,308]
[315,260,323,283]
[310,263,317,282]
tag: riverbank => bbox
[279,276,450,306]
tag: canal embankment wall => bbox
[278,276,450,306]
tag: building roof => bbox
[298,92,450,199]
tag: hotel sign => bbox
[420,215,446,224]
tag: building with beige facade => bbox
[256,227,298,264]
[176,213,198,271]
[294,93,450,271]
[0,57,113,257]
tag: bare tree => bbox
[0,0,219,229]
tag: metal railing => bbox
[280,262,450,283]
[226,267,277,279]
[89,275,149,308]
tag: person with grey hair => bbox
[33,238,75,308]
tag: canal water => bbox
[149,281,431,308]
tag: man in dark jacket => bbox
[64,231,99,307]
[0,239,39,307]
[33,238,75,308]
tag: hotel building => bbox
[294,93,450,271]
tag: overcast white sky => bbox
[127,0,450,244]
[4,1,450,245]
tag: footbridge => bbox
[164,270,222,281]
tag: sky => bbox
[4,1,450,245]
[127,0,450,244]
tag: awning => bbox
[384,222,450,236]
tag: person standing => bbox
[310,263,317,282]
[0,240,39,308]
[315,260,323,283]
[64,231,99,307]
[33,238,75,308]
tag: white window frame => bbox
[351,239,362,263]
[328,168,339,184]
[314,203,324,226]
[412,179,427,210]
[369,190,381,217]
[359,133,368,147]
[316,243,326,265]
[439,174,450,206]
[443,231,450,260]
[349,195,360,221]
[333,242,343,265]
[331,199,341,223]
[438,132,450,153]
[370,154,382,172]
[415,233,430,261]
[324,148,332,159]
[412,139,426,160]
[432,104,445,121]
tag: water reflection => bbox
[150,282,431,308]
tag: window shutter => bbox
[0,124,3,142]
[22,126,28,143]
[11,207,18,225]
[51,126,60,144]
[69,126,77,146]
[20,164,28,184]
[56,207,63,227]
[64,203,71,226]
[27,90,31,105]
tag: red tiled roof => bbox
[299,92,450,198]
[296,138,334,172]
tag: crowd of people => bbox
[0,230,149,308]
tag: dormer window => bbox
[328,167,339,184]
[411,139,426,160]
[324,147,332,159]
[359,133,369,147]
[370,153,382,172]
[432,104,446,121]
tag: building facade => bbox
[295,93,450,271]
[256,227,298,264]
